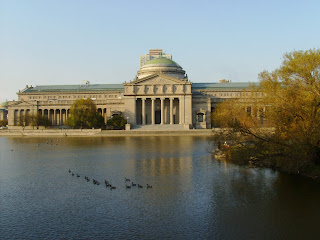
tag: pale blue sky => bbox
[1,0,319,102]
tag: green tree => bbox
[17,113,31,129]
[107,115,127,130]
[66,98,105,129]
[29,113,52,128]
[212,49,320,174]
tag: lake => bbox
[1,136,320,239]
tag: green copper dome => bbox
[0,101,8,109]
[0,101,8,107]
[144,57,180,67]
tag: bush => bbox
[107,115,127,130]
[0,119,8,126]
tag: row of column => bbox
[245,106,266,118]
[13,108,111,126]
[12,109,69,126]
[40,109,69,126]
[97,108,108,124]
[138,97,179,125]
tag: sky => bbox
[1,0,320,102]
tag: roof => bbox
[19,82,257,94]
[144,57,180,67]
[22,84,124,93]
[191,82,257,90]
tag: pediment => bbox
[132,74,186,85]
[9,101,37,107]
[124,73,192,95]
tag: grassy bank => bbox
[224,145,320,180]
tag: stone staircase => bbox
[131,124,186,131]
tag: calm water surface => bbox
[1,136,320,239]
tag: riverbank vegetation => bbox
[106,115,127,130]
[18,113,52,129]
[212,49,320,178]
[0,119,8,127]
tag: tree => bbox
[29,113,52,128]
[17,113,52,129]
[17,113,31,129]
[66,98,105,129]
[106,115,127,130]
[212,49,320,174]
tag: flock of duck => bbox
[36,139,60,146]
[68,169,153,190]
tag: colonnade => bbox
[135,97,180,125]
[97,108,108,124]
[12,107,109,126]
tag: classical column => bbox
[170,98,173,124]
[49,110,52,125]
[142,98,146,125]
[60,109,63,125]
[48,110,51,123]
[64,109,66,124]
[19,109,22,125]
[8,109,15,126]
[179,97,183,124]
[18,110,21,125]
[41,109,44,117]
[56,109,58,125]
[151,98,155,125]
[161,98,164,125]
[52,110,55,125]
[54,109,57,125]
[107,108,111,121]
[64,109,67,123]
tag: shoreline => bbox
[0,129,213,137]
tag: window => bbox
[197,113,204,122]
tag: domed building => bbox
[124,57,192,127]
[7,49,255,129]
[137,58,186,79]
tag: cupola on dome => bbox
[138,57,186,80]
[143,57,180,67]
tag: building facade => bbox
[7,51,254,129]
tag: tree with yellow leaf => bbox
[212,49,320,175]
